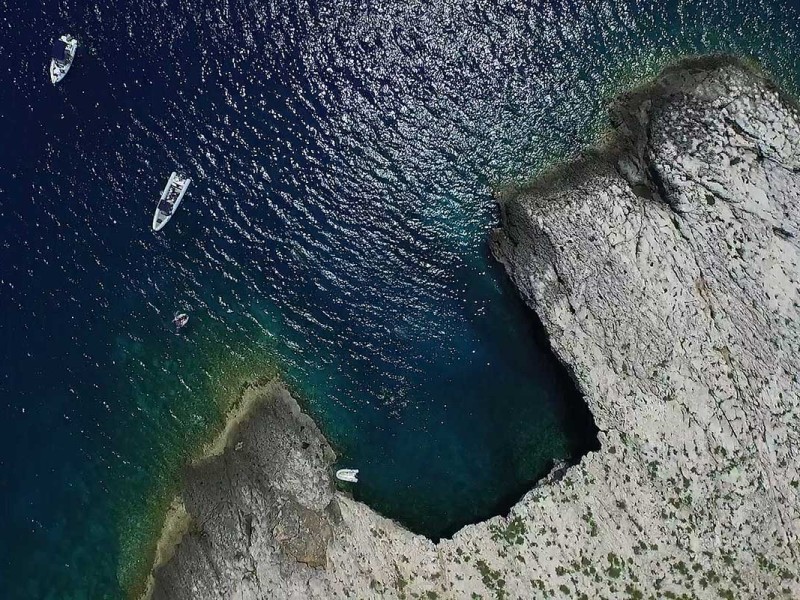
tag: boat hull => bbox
[153,172,191,231]
[50,36,77,84]
[335,469,359,483]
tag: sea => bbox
[1,0,799,597]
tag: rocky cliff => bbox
[144,57,800,599]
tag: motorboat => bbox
[335,469,359,483]
[51,34,78,84]
[173,313,189,330]
[153,172,191,231]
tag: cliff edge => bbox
[145,57,800,599]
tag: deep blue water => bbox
[2,0,800,597]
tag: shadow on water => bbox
[341,238,600,542]
[482,259,601,527]
[438,255,600,540]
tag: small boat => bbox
[335,468,359,483]
[173,313,189,329]
[152,172,191,231]
[50,34,78,84]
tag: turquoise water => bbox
[2,0,800,597]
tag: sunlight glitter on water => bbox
[1,0,800,597]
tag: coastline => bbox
[498,54,770,198]
[132,60,747,593]
[488,53,800,596]
[140,498,190,599]
[198,378,284,460]
[139,55,800,599]
[136,379,284,600]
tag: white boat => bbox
[152,172,191,231]
[173,313,189,329]
[50,34,78,84]
[335,468,359,483]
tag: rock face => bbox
[146,57,800,600]
[145,382,438,600]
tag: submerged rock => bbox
[145,57,800,599]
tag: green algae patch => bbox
[137,496,191,600]
[152,497,191,569]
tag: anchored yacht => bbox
[50,34,78,84]
[153,172,191,231]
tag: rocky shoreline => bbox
[142,56,800,599]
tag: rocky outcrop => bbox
[144,381,438,600]
[487,55,800,599]
[145,57,800,600]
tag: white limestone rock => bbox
[145,57,800,600]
